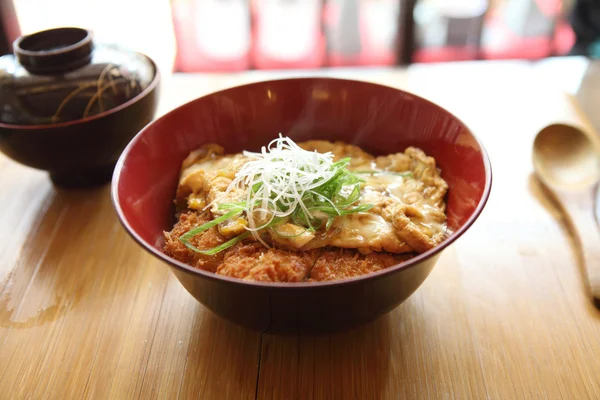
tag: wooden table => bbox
[1,57,599,399]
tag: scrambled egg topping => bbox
[174,140,448,255]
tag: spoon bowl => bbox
[533,124,600,191]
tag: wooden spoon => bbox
[533,123,600,301]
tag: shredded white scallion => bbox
[216,134,338,243]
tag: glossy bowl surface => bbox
[0,56,160,188]
[112,77,492,335]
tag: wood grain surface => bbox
[1,58,599,399]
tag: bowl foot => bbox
[50,164,115,188]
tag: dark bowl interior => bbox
[0,59,160,188]
[112,77,492,335]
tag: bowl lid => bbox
[0,27,156,125]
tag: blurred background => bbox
[0,0,596,76]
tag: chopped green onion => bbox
[218,202,247,211]
[179,209,241,242]
[183,232,250,255]
[325,216,335,231]
[178,209,240,252]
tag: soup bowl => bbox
[112,77,492,335]
[0,27,161,188]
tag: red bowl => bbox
[111,77,492,335]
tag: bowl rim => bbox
[0,53,161,130]
[111,76,493,289]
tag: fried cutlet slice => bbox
[309,249,415,282]
[164,211,415,283]
[163,210,226,273]
[217,243,320,282]
[164,210,319,282]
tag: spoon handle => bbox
[555,186,600,300]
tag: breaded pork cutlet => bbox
[163,137,449,283]
[164,211,418,282]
